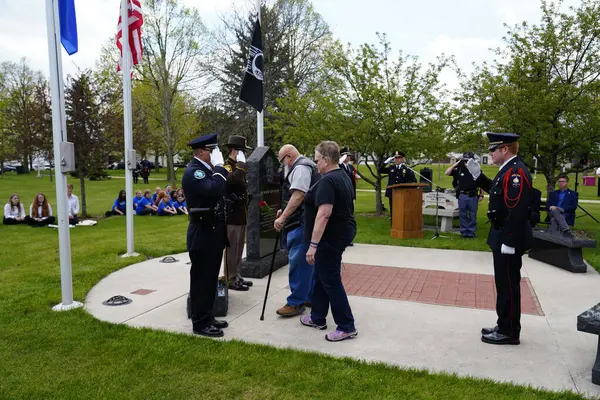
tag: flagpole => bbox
[256,0,264,147]
[121,0,137,257]
[45,0,82,311]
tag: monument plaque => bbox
[241,147,288,278]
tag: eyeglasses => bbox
[278,154,289,164]
[558,180,568,183]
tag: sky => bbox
[0,0,581,89]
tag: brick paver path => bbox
[341,263,543,316]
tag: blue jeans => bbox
[310,240,355,333]
[286,226,314,307]
[458,194,478,237]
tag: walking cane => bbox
[260,231,280,321]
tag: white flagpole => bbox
[45,0,82,311]
[256,0,264,147]
[121,0,137,257]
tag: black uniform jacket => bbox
[224,157,248,226]
[182,158,229,252]
[475,156,533,253]
[379,163,417,197]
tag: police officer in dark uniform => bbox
[379,151,417,219]
[466,132,533,345]
[223,135,253,291]
[445,152,482,238]
[182,133,230,338]
[339,147,356,199]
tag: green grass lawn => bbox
[0,171,593,399]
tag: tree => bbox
[207,0,332,146]
[270,35,452,212]
[0,59,49,173]
[65,71,110,217]
[140,0,209,186]
[463,0,600,194]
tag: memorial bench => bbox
[422,208,459,233]
[577,303,600,385]
[528,229,597,273]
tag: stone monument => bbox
[241,146,288,278]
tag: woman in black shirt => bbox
[301,141,358,342]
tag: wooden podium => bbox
[389,183,429,239]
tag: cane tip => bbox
[260,316,264,321]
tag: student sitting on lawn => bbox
[133,190,143,211]
[174,195,188,215]
[29,193,56,227]
[105,190,127,217]
[3,193,29,225]
[157,195,177,216]
[151,186,161,204]
[136,189,158,215]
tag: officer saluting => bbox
[182,133,230,338]
[445,152,483,239]
[379,151,417,219]
[466,132,533,345]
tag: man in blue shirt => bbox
[547,174,578,237]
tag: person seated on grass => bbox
[29,193,56,227]
[547,174,578,238]
[174,195,188,215]
[151,186,161,204]
[3,193,29,225]
[136,189,158,216]
[157,195,177,216]
[154,190,166,207]
[67,184,79,226]
[133,190,143,211]
[105,190,127,217]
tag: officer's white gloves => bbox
[501,244,515,255]
[466,158,481,180]
[339,154,348,164]
[384,157,393,164]
[596,166,600,176]
[236,151,246,163]
[210,147,225,167]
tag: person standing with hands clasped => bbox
[301,141,358,342]
[466,132,533,345]
[182,133,230,338]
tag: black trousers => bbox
[28,216,56,227]
[492,251,522,338]
[3,216,30,225]
[189,247,224,329]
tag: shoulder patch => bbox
[224,164,232,172]
[511,173,520,188]
[194,170,206,180]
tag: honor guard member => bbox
[445,152,482,238]
[182,133,230,338]
[223,135,253,291]
[466,132,533,345]
[379,151,417,220]
[339,147,356,200]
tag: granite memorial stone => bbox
[577,303,600,385]
[241,147,288,278]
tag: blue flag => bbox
[58,0,78,55]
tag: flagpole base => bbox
[121,252,140,258]
[52,301,83,312]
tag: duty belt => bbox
[188,207,216,225]
[459,190,477,197]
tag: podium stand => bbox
[389,183,429,239]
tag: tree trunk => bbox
[79,173,87,217]
[165,124,175,186]
[375,179,384,214]
[22,155,29,173]
[154,151,159,173]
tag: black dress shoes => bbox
[481,331,519,345]
[229,281,249,291]
[212,319,228,329]
[481,326,498,335]
[241,279,253,287]
[193,325,224,338]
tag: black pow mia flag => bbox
[239,18,264,112]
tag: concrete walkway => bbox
[85,244,600,398]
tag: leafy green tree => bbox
[462,0,600,193]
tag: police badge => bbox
[194,170,206,180]
[511,173,520,188]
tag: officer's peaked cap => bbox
[463,151,475,159]
[340,146,350,155]
[394,151,406,158]
[188,133,218,150]
[486,132,520,151]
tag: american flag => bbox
[116,0,143,71]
